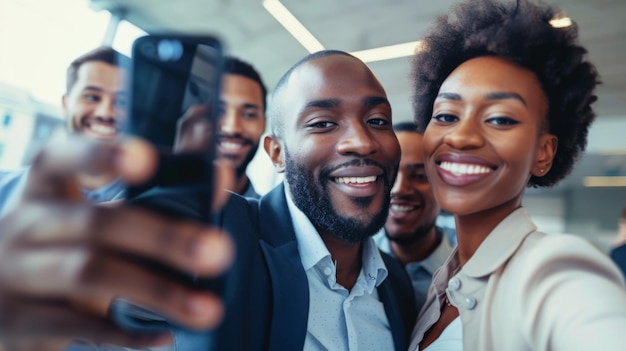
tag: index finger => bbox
[6,203,234,278]
[24,137,157,201]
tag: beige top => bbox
[409,207,626,351]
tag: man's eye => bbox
[486,117,520,126]
[432,114,458,123]
[411,173,428,182]
[83,94,101,102]
[115,98,128,108]
[242,111,259,119]
[309,121,335,128]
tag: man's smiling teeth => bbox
[90,124,116,135]
[335,175,377,184]
[390,204,414,213]
[220,141,243,150]
[440,161,493,176]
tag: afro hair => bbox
[411,0,600,187]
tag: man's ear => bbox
[62,94,73,131]
[264,135,285,173]
[62,94,68,114]
[532,132,558,177]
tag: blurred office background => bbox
[1,0,624,249]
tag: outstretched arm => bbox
[0,137,234,350]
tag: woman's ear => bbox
[532,133,558,177]
[264,135,285,173]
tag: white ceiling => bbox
[89,0,626,191]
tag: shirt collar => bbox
[415,228,455,275]
[285,188,388,287]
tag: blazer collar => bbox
[258,183,310,351]
[464,207,537,278]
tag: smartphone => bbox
[112,34,227,335]
[125,34,224,204]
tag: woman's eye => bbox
[486,117,519,126]
[432,114,458,123]
[367,118,389,126]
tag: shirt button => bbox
[323,267,332,276]
[448,277,461,291]
[464,296,477,310]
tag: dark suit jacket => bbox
[610,243,626,280]
[125,183,418,350]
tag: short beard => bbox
[284,148,391,243]
[386,221,436,246]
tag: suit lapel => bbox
[379,254,416,351]
[258,185,309,351]
[378,276,407,350]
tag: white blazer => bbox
[409,207,626,351]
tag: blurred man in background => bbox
[0,46,130,216]
[175,56,268,198]
[217,56,267,198]
[375,122,454,307]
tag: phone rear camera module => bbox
[157,39,183,61]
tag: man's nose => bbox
[337,121,378,157]
[443,117,484,149]
[219,108,242,135]
[94,97,116,120]
[391,171,411,196]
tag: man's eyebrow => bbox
[485,91,527,105]
[82,86,104,92]
[362,96,391,108]
[303,98,341,109]
[436,92,461,100]
[81,86,128,96]
[241,103,260,109]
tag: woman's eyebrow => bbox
[485,91,527,105]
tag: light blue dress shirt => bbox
[285,190,395,351]
[0,166,126,217]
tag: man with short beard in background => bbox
[0,46,130,216]
[375,122,454,308]
[174,56,267,198]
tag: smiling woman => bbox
[407,0,626,350]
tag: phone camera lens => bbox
[157,39,183,61]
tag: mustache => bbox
[85,116,119,125]
[321,158,388,179]
[217,135,254,146]
[390,194,415,201]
